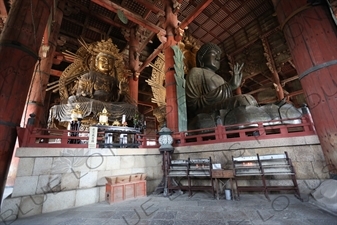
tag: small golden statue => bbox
[112,119,121,126]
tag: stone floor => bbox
[1,191,337,225]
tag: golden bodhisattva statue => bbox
[47,39,137,128]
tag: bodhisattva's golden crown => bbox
[89,39,121,58]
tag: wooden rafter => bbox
[91,0,166,34]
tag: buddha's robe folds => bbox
[185,67,257,118]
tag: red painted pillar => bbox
[0,0,52,204]
[128,26,139,105]
[163,1,179,132]
[24,8,63,127]
[273,0,337,173]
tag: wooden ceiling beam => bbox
[179,0,213,29]
[138,90,153,96]
[228,26,280,57]
[138,43,164,72]
[67,0,129,30]
[246,86,272,95]
[138,0,212,73]
[92,0,166,34]
[286,90,304,98]
[50,69,63,77]
[135,0,165,15]
[281,75,299,86]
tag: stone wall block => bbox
[97,170,113,186]
[304,135,320,144]
[12,176,39,197]
[143,167,155,179]
[35,175,50,195]
[310,160,330,179]
[32,158,53,176]
[310,145,325,161]
[144,155,161,167]
[99,186,106,202]
[131,168,146,175]
[110,168,132,176]
[18,195,44,218]
[75,188,99,207]
[35,174,62,195]
[0,197,21,221]
[48,174,63,193]
[292,146,315,162]
[79,171,98,188]
[69,156,92,172]
[16,158,35,177]
[150,166,163,179]
[87,154,107,171]
[61,173,80,190]
[120,156,135,169]
[42,190,76,213]
[146,180,159,194]
[105,156,121,170]
[134,156,146,167]
[293,161,317,179]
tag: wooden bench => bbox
[167,157,215,197]
[232,151,301,201]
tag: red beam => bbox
[138,43,164,72]
[135,0,165,15]
[179,0,213,29]
[137,0,213,73]
[91,0,166,35]
[50,69,63,77]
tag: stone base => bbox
[311,179,337,213]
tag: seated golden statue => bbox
[48,39,137,128]
[71,52,121,103]
[185,43,257,125]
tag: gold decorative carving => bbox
[146,33,199,125]
[262,38,275,74]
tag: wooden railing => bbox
[17,116,316,149]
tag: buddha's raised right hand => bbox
[229,63,244,90]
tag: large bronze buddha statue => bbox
[185,42,302,129]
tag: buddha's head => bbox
[196,42,221,71]
[95,52,115,74]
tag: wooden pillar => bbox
[273,0,337,173]
[262,37,284,100]
[24,7,63,127]
[162,0,181,132]
[128,26,140,104]
[0,0,52,204]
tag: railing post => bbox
[215,125,221,140]
[61,130,69,145]
[179,132,186,145]
[258,122,264,138]
[141,135,146,148]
